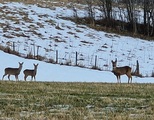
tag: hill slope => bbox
[0,1,154,82]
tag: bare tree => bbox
[82,0,154,37]
[99,0,113,21]
[85,0,95,26]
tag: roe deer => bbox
[111,59,132,83]
[23,63,38,81]
[2,62,23,81]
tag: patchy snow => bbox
[0,2,154,83]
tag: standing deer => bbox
[2,62,23,81]
[23,63,38,81]
[111,59,132,83]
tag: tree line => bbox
[73,0,154,38]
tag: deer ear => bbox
[19,62,23,64]
[34,63,39,66]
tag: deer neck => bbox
[18,65,22,72]
[34,67,37,74]
[112,66,119,74]
[113,66,117,70]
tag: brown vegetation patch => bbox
[80,40,93,44]
[3,34,14,39]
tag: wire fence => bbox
[0,41,151,77]
[0,42,111,72]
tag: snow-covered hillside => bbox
[0,2,154,82]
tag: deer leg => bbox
[119,75,121,83]
[130,76,132,83]
[31,76,33,81]
[17,75,19,81]
[8,74,10,81]
[127,74,132,83]
[117,75,120,83]
[116,75,119,83]
[34,76,36,81]
[2,74,7,80]
[24,75,27,81]
[126,74,130,83]
[15,75,19,81]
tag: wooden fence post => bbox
[95,55,97,68]
[12,42,15,51]
[56,50,58,63]
[135,60,140,76]
[37,46,41,60]
[33,44,35,58]
[75,51,78,66]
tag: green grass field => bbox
[0,81,154,120]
